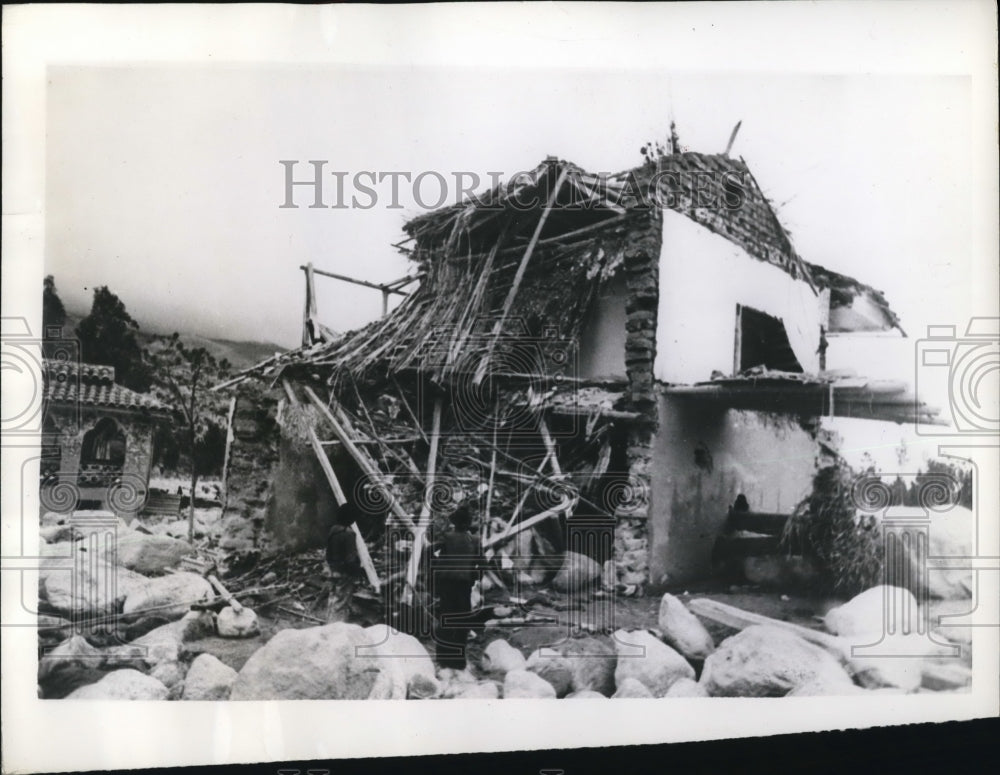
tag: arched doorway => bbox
[79,417,126,487]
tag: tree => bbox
[149,334,232,541]
[76,286,153,392]
[43,275,67,336]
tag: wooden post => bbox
[220,396,237,514]
[473,166,570,385]
[403,397,442,604]
[302,384,416,531]
[302,263,319,347]
[282,379,381,592]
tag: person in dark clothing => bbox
[326,502,362,623]
[432,503,484,671]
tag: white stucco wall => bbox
[654,209,825,384]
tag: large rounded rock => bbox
[612,677,654,698]
[217,606,259,638]
[482,639,527,676]
[123,572,213,621]
[664,677,709,697]
[504,669,557,698]
[657,594,714,661]
[613,630,694,698]
[846,634,946,692]
[229,622,395,700]
[66,669,168,700]
[700,625,853,697]
[443,680,500,699]
[39,546,148,618]
[526,637,617,697]
[551,551,602,593]
[787,676,867,696]
[150,661,187,689]
[525,648,574,697]
[824,586,919,638]
[182,653,238,700]
[364,624,437,700]
[116,620,187,669]
[111,532,196,575]
[38,635,104,683]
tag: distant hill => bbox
[62,311,285,372]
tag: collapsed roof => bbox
[240,150,901,390]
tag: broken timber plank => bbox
[688,597,853,661]
[302,384,416,532]
[484,496,578,550]
[403,397,442,604]
[538,416,562,476]
[282,379,382,592]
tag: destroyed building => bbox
[41,361,171,517]
[235,148,935,591]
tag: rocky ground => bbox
[37,509,973,701]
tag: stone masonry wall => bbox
[615,207,662,586]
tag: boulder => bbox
[40,524,75,544]
[407,673,443,700]
[229,622,395,700]
[150,661,187,689]
[526,637,617,697]
[217,606,259,638]
[122,573,213,621]
[613,630,694,698]
[925,506,974,600]
[525,648,574,697]
[443,680,500,700]
[612,677,654,698]
[566,690,606,699]
[363,624,437,700]
[111,532,196,575]
[116,620,187,669]
[39,548,148,618]
[657,594,714,661]
[824,586,920,638]
[66,669,168,700]
[551,551,603,593]
[182,654,238,700]
[38,635,104,682]
[482,639,527,676]
[179,610,218,641]
[846,634,944,692]
[664,677,709,697]
[504,669,557,698]
[700,625,853,697]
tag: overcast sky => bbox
[46,67,976,358]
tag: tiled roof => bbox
[44,360,169,414]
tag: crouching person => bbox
[326,502,362,623]
[432,503,484,672]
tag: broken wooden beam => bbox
[282,379,382,592]
[403,397,443,604]
[302,384,417,532]
[484,496,578,549]
[473,165,570,385]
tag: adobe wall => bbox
[577,272,628,381]
[647,392,820,587]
